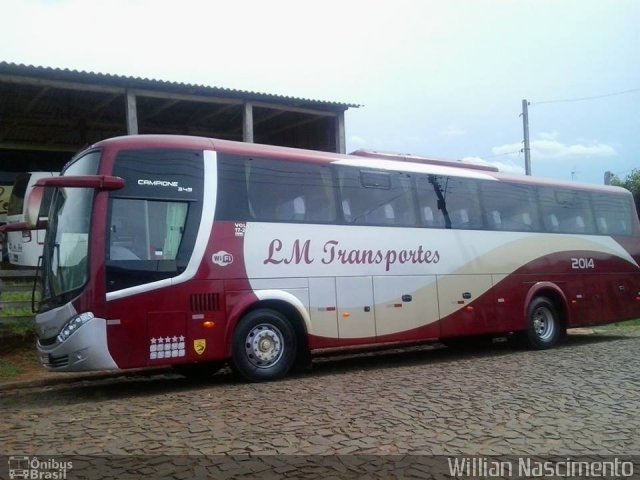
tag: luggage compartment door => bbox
[336,276,375,339]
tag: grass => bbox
[614,319,640,327]
[0,291,36,302]
[597,318,640,329]
[0,281,33,287]
[0,307,35,318]
[0,340,43,383]
[0,360,20,379]
[0,290,38,319]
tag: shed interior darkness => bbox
[0,62,353,181]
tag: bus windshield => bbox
[41,152,100,305]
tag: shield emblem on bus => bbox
[194,339,206,355]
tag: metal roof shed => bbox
[0,62,357,173]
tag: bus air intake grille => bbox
[190,293,220,312]
[38,336,57,347]
[47,354,69,368]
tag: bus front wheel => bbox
[231,308,297,382]
[524,297,562,349]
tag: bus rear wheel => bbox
[231,308,297,382]
[524,296,562,349]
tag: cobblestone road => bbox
[1,331,639,462]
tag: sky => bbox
[0,0,638,185]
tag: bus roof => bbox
[90,135,630,196]
[350,149,500,172]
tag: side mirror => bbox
[0,221,28,233]
[34,175,125,190]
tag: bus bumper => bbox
[36,316,118,372]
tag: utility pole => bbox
[521,99,531,175]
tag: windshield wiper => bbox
[32,255,43,313]
[53,242,68,293]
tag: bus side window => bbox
[337,167,416,227]
[563,215,586,233]
[416,175,446,228]
[486,210,502,230]
[452,209,467,228]
[540,188,596,234]
[544,214,559,232]
[305,167,336,222]
[246,158,335,224]
[619,219,629,233]
[383,204,395,224]
[276,196,306,221]
[342,199,352,222]
[446,178,481,229]
[592,192,633,236]
[216,156,251,220]
[539,187,563,233]
[422,206,435,226]
[480,180,540,232]
[597,217,608,233]
[505,212,533,231]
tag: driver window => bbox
[108,199,188,261]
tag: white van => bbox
[6,171,58,267]
[0,183,13,225]
[0,181,14,262]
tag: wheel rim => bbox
[245,323,284,368]
[532,306,555,341]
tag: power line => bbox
[480,149,522,159]
[531,88,640,106]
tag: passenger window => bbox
[480,181,540,231]
[539,188,595,234]
[544,213,560,232]
[416,175,447,228]
[245,158,336,223]
[592,192,633,235]
[487,210,502,229]
[441,177,482,229]
[337,167,416,226]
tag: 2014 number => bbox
[571,257,595,270]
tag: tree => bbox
[610,169,640,217]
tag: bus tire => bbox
[173,361,224,379]
[231,308,297,382]
[524,296,561,349]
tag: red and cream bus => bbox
[31,135,640,381]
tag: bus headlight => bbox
[57,312,95,342]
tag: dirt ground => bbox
[2,329,640,463]
[0,340,52,384]
[0,326,631,388]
